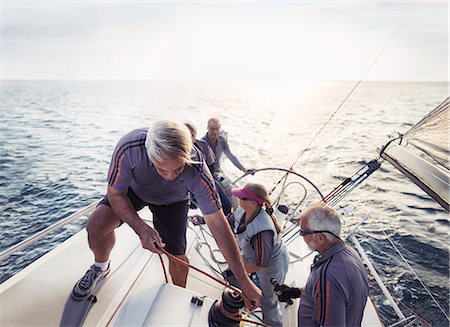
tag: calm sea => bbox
[0,80,448,325]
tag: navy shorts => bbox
[99,188,189,255]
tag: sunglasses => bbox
[299,227,341,240]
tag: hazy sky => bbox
[1,1,448,81]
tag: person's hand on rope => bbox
[188,214,205,226]
[139,225,164,254]
[240,278,262,312]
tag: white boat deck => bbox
[0,208,382,326]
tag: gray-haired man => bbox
[72,120,261,310]
[202,117,256,179]
[276,203,368,326]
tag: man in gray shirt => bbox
[185,122,232,215]
[71,120,261,310]
[202,117,255,179]
[276,203,368,326]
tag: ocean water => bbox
[0,80,448,326]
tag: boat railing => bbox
[348,204,449,326]
[350,234,408,322]
[0,200,99,262]
[232,167,325,200]
[386,316,418,327]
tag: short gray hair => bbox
[145,120,194,164]
[302,203,341,242]
[207,117,220,127]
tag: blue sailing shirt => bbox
[201,133,245,172]
[298,242,369,326]
[107,128,221,215]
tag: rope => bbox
[199,225,227,265]
[159,248,269,326]
[186,225,273,325]
[158,254,169,283]
[285,202,443,325]
[160,248,242,295]
[194,242,223,276]
[188,224,225,276]
[269,172,290,202]
[218,301,271,327]
[345,204,444,325]
[386,289,432,327]
[299,1,420,167]
[378,135,403,158]
[105,255,153,326]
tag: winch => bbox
[208,288,244,327]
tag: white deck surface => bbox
[1,208,382,326]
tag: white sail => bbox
[404,97,449,171]
[379,98,450,211]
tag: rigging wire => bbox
[273,0,422,189]
[355,204,448,324]
[383,231,450,322]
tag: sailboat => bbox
[1,98,448,326]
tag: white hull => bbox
[1,206,381,327]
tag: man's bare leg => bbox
[169,254,189,287]
[86,205,121,262]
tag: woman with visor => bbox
[227,183,290,327]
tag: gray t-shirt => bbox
[202,133,245,172]
[107,128,221,215]
[194,139,219,177]
[298,242,369,326]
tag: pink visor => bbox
[231,186,264,206]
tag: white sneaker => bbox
[71,264,110,301]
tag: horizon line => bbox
[1,78,448,83]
